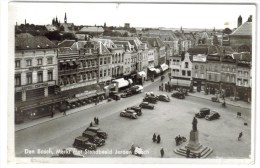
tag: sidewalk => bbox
[15,77,161,132]
[188,91,251,109]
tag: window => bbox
[104,57,107,65]
[100,58,103,65]
[185,62,188,68]
[215,74,218,81]
[215,65,218,71]
[209,74,212,80]
[112,56,114,63]
[125,59,127,64]
[48,70,53,81]
[37,71,43,83]
[244,79,248,86]
[88,60,91,67]
[227,67,230,72]
[26,59,32,66]
[15,74,21,86]
[182,70,186,76]
[47,57,53,64]
[226,75,230,82]
[238,71,242,76]
[245,72,248,77]
[37,58,42,65]
[15,60,21,68]
[108,57,111,64]
[27,73,32,84]
[195,65,198,69]
[104,70,107,77]
[238,78,242,85]
[187,71,191,76]
[108,69,110,76]
[92,60,95,67]
[201,65,204,70]
[201,73,204,78]
[100,70,103,77]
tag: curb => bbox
[188,94,251,110]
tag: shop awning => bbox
[155,68,161,74]
[60,62,67,66]
[112,78,129,88]
[160,63,169,71]
[66,98,79,103]
[137,71,146,78]
[170,79,191,87]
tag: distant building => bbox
[124,23,130,29]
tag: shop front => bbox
[236,86,251,102]
[192,78,206,92]
[170,77,192,90]
[220,82,236,97]
[205,81,220,95]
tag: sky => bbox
[9,2,255,29]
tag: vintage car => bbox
[121,91,133,98]
[52,147,84,157]
[157,94,170,102]
[120,109,138,119]
[72,136,97,151]
[195,108,210,118]
[205,111,221,121]
[171,92,185,99]
[130,85,144,94]
[139,102,154,109]
[143,96,158,104]
[125,106,142,116]
[85,126,108,139]
[82,131,105,146]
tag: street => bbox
[15,80,251,158]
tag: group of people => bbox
[152,133,161,143]
[159,82,171,92]
[175,135,186,146]
[186,149,201,158]
[90,117,99,127]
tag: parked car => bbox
[126,106,142,116]
[205,111,220,121]
[109,91,121,101]
[52,147,84,157]
[139,102,154,109]
[195,108,210,118]
[171,92,185,99]
[143,96,157,104]
[130,85,144,94]
[86,126,108,139]
[121,91,132,98]
[157,94,170,102]
[120,109,138,119]
[73,136,97,151]
[82,131,105,146]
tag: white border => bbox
[1,0,259,168]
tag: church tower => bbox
[64,13,67,24]
[237,15,242,28]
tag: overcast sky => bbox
[9,2,255,29]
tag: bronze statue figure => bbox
[192,117,198,131]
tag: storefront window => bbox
[182,70,186,76]
[187,71,191,76]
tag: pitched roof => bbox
[79,26,104,33]
[15,36,57,50]
[16,33,34,38]
[231,22,252,36]
[141,37,165,47]
[58,40,76,48]
[187,47,208,55]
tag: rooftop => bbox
[15,36,57,50]
[231,22,252,36]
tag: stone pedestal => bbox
[185,130,201,150]
[174,130,213,158]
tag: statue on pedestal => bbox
[192,117,198,131]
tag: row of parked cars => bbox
[73,126,108,151]
[195,108,221,120]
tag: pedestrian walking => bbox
[131,143,135,154]
[157,135,161,143]
[90,122,93,127]
[51,111,54,118]
[238,131,243,141]
[152,133,157,142]
[175,136,178,146]
[159,86,161,91]
[96,117,99,125]
[63,110,66,116]
[186,149,190,158]
[160,147,164,158]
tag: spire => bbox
[213,27,215,32]
[64,12,67,24]
[238,15,242,28]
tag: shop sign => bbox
[75,90,97,98]
[28,66,41,71]
[15,81,55,91]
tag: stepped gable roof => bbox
[15,36,57,50]
[230,22,252,36]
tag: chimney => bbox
[237,15,242,28]
[25,19,27,25]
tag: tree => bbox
[44,31,61,41]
